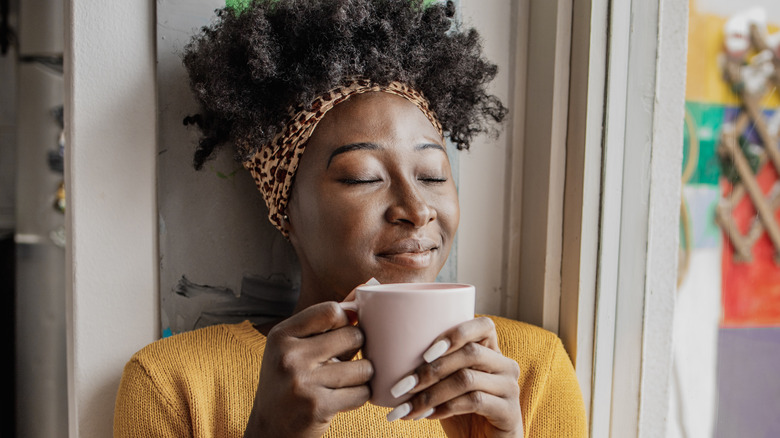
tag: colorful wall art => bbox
[673,2,780,437]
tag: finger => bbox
[400,369,515,420]
[300,325,365,363]
[324,385,372,414]
[317,358,374,389]
[422,317,499,363]
[271,301,350,339]
[429,391,521,433]
[338,301,359,325]
[342,289,357,302]
[403,343,518,395]
[341,276,380,303]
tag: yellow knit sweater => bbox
[114,315,587,437]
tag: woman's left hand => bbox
[387,317,523,438]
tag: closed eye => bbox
[339,178,383,185]
[419,176,448,184]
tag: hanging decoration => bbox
[717,8,780,264]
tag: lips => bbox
[376,238,440,268]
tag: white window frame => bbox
[504,0,687,436]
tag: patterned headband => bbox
[242,78,444,236]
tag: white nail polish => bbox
[423,339,450,363]
[415,408,435,420]
[366,277,380,285]
[386,402,412,422]
[390,374,418,398]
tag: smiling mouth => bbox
[376,239,440,269]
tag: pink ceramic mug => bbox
[340,283,475,407]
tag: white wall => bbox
[668,246,721,438]
[155,0,301,336]
[457,0,516,316]
[64,0,158,436]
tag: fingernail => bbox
[423,339,450,363]
[415,408,435,420]
[386,402,412,422]
[366,277,380,285]
[390,374,418,398]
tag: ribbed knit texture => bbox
[114,315,587,437]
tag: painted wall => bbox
[669,1,780,437]
[456,0,513,316]
[65,0,157,437]
[156,0,301,336]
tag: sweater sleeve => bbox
[526,337,588,437]
[114,358,193,438]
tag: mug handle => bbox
[339,301,358,312]
[338,277,378,313]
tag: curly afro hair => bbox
[183,0,508,170]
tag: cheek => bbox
[308,188,382,247]
[436,186,460,236]
[334,200,382,240]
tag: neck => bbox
[292,275,341,314]
[254,272,342,335]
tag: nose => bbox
[384,181,437,228]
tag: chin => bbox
[373,269,441,285]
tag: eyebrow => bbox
[326,142,446,168]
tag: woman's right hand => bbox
[243,301,373,437]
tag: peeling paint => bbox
[162,273,299,335]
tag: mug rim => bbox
[356,282,474,293]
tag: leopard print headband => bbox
[242,78,444,236]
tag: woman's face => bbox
[286,92,460,304]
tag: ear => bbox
[282,213,298,246]
[283,188,301,246]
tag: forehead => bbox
[305,92,443,153]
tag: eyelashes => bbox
[339,178,382,185]
[419,176,448,183]
[338,176,448,185]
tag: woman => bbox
[113,1,587,437]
